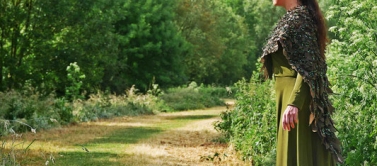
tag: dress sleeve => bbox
[287,73,307,110]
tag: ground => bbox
[3,100,247,165]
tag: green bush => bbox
[215,71,276,165]
[159,82,226,111]
[326,0,377,165]
[0,90,64,131]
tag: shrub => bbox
[0,86,158,131]
[75,87,155,122]
[0,90,65,131]
[54,98,74,124]
[326,0,377,164]
[215,71,276,165]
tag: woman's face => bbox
[273,0,285,6]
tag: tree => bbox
[176,0,250,85]
[0,0,124,95]
[111,0,189,93]
[0,0,36,90]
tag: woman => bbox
[261,0,343,165]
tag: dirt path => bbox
[7,100,245,165]
[122,104,244,165]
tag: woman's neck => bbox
[284,1,300,11]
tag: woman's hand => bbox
[282,105,298,131]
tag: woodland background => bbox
[0,0,376,165]
[0,0,273,95]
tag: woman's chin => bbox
[273,2,281,7]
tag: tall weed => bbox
[0,119,54,165]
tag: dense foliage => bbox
[0,0,265,95]
[326,0,377,164]
[0,0,123,95]
[224,0,284,76]
[176,0,250,85]
[111,0,190,91]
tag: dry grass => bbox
[2,101,246,166]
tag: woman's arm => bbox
[282,73,307,131]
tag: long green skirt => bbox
[275,76,335,166]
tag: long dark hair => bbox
[299,0,328,60]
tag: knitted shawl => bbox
[261,6,343,163]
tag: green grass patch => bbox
[54,127,163,165]
[86,127,163,145]
[48,112,213,165]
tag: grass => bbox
[1,103,245,165]
[55,152,122,166]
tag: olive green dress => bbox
[271,48,335,166]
